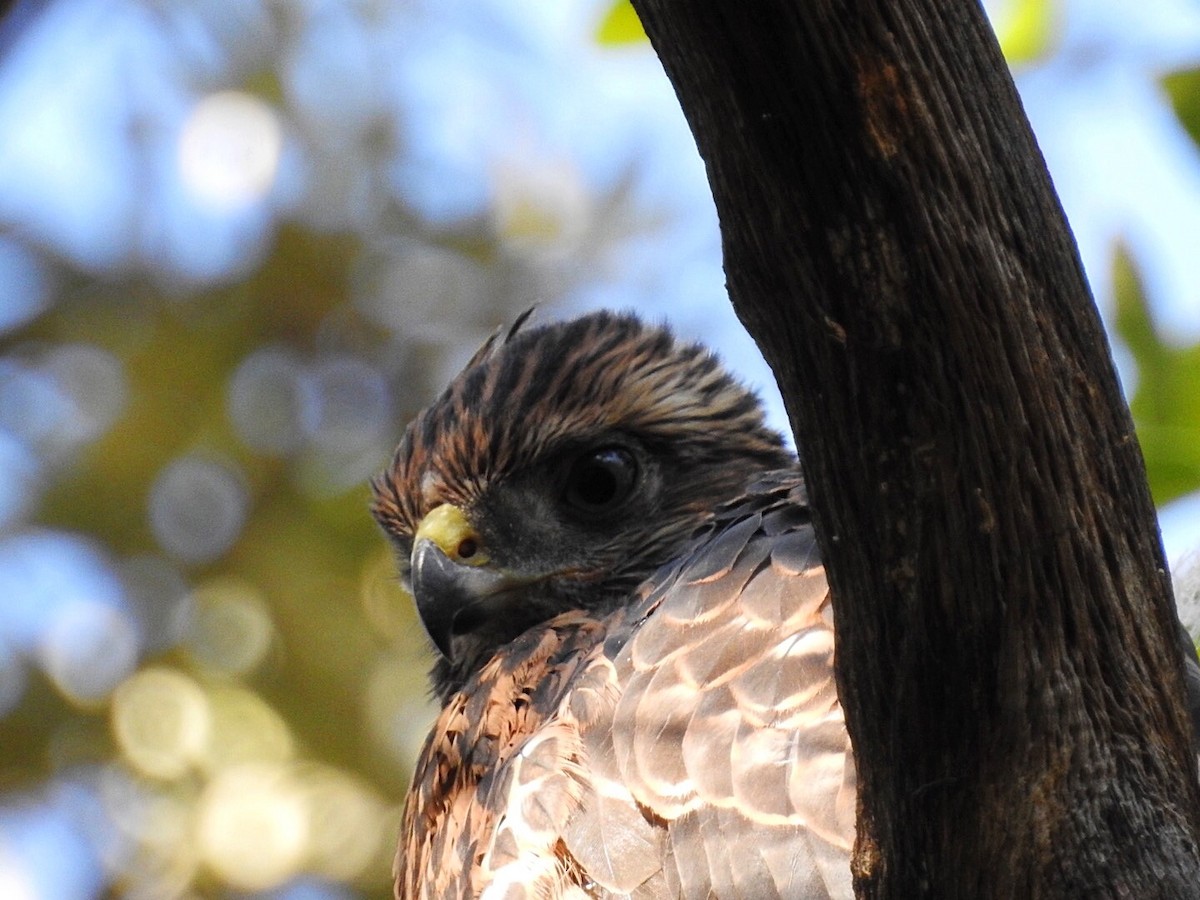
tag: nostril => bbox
[457,537,478,560]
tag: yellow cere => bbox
[415,503,489,566]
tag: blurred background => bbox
[0,0,1198,897]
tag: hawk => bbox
[372,311,854,898]
[370,311,1200,899]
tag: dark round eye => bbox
[563,447,638,516]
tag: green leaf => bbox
[1113,245,1200,505]
[988,0,1058,65]
[596,0,646,46]
[1162,69,1200,151]
[1113,244,1163,373]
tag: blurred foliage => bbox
[596,0,645,47]
[595,0,1059,62]
[0,2,659,897]
[0,232,442,896]
[988,0,1058,65]
[1162,68,1200,149]
[1114,245,1200,505]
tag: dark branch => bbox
[629,0,1200,895]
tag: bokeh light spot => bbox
[0,848,35,900]
[0,345,123,462]
[364,656,437,776]
[118,555,191,654]
[196,763,307,891]
[0,431,39,530]
[111,668,210,780]
[299,356,390,453]
[0,361,73,455]
[201,685,294,772]
[0,530,131,707]
[359,551,413,640]
[296,765,386,881]
[148,455,248,565]
[178,91,283,212]
[0,641,26,717]
[41,344,127,445]
[227,347,306,454]
[353,243,489,339]
[0,239,50,335]
[294,356,393,495]
[185,578,274,677]
[492,157,590,255]
[0,793,105,900]
[97,763,198,892]
[40,600,138,705]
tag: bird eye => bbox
[563,447,638,516]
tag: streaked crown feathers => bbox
[371,311,786,540]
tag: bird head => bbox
[371,311,792,700]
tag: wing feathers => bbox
[562,791,665,892]
[592,477,855,898]
[681,513,762,584]
[396,473,855,899]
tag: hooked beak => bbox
[410,503,531,659]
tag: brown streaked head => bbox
[371,311,792,701]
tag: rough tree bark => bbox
[628,0,1200,896]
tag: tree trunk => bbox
[628,0,1200,895]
